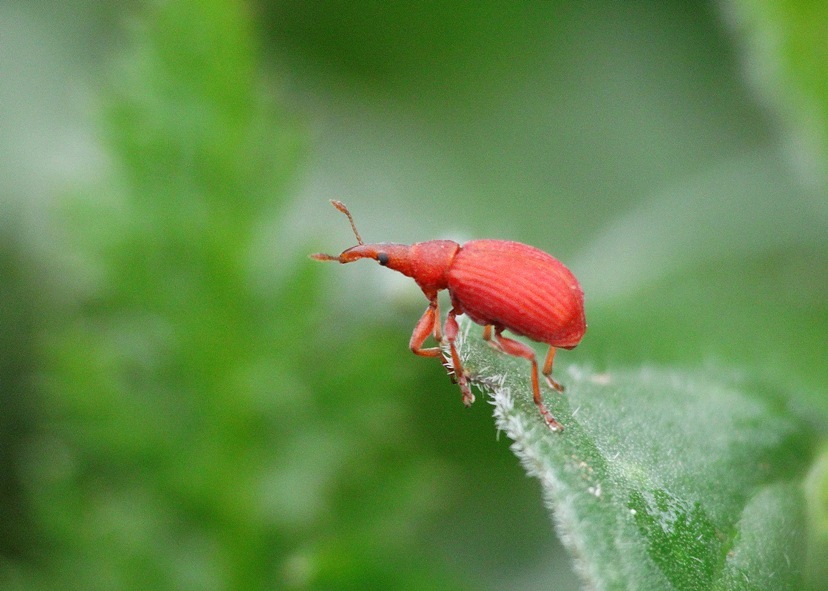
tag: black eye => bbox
[377,252,389,266]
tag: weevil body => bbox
[311,200,586,431]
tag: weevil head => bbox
[311,240,461,295]
[309,201,460,295]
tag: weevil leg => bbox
[482,324,503,352]
[410,299,456,380]
[444,309,475,406]
[542,346,565,392]
[493,331,563,431]
[409,300,442,358]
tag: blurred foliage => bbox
[457,321,818,589]
[0,0,826,590]
[723,0,828,185]
[0,232,40,564]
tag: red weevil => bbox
[311,200,586,431]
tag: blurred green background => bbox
[2,0,826,589]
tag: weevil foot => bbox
[461,389,476,407]
[544,375,565,393]
[458,380,475,406]
[539,408,564,432]
[544,416,564,431]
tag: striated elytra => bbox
[311,200,586,431]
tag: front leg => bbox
[444,309,474,406]
[409,299,442,357]
[492,331,563,431]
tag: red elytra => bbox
[311,200,586,431]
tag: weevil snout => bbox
[309,244,382,264]
[309,252,341,262]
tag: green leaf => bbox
[451,316,819,591]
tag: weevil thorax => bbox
[339,240,460,297]
[408,240,461,295]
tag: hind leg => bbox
[492,331,563,431]
[542,346,564,392]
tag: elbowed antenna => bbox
[330,200,363,245]
[309,200,365,262]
